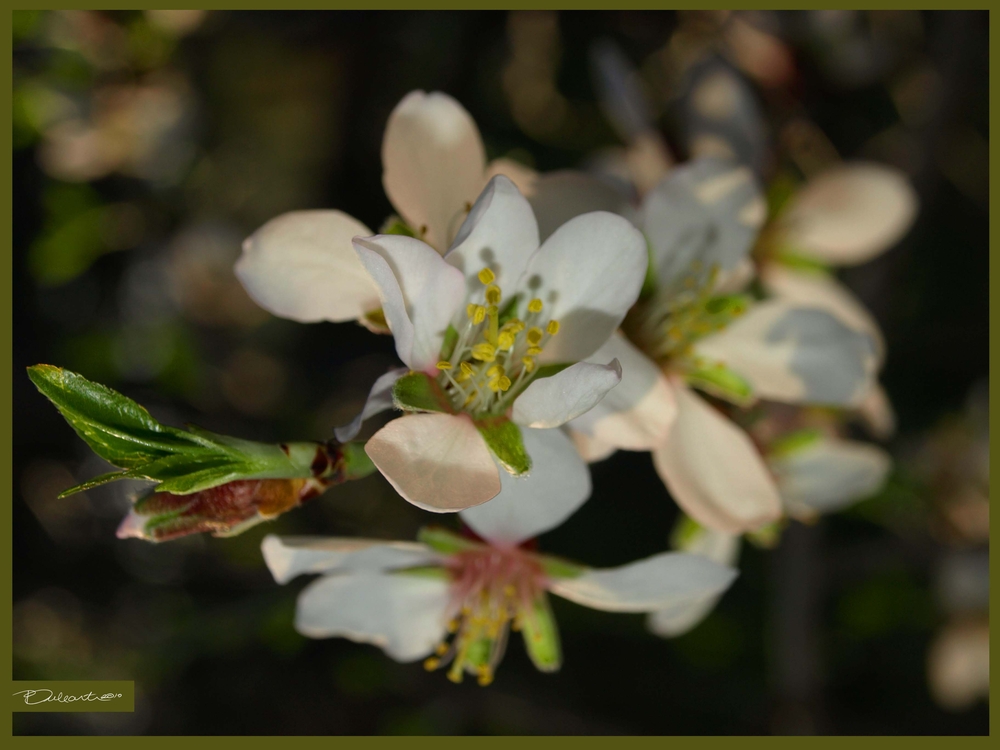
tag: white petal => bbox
[548,550,738,613]
[761,262,885,362]
[365,413,501,512]
[511,359,622,429]
[235,210,379,323]
[647,526,741,638]
[518,211,647,364]
[771,438,891,516]
[857,381,897,440]
[460,427,590,547]
[779,162,918,265]
[354,235,466,372]
[334,367,408,442]
[484,157,538,197]
[642,157,765,295]
[652,384,782,534]
[445,175,539,296]
[694,297,878,407]
[527,170,636,242]
[296,572,451,662]
[569,430,619,463]
[569,331,677,450]
[262,534,439,585]
[382,90,487,253]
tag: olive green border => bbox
[5,1,995,743]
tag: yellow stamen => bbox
[503,319,525,334]
[485,285,502,305]
[526,346,542,356]
[467,303,486,324]
[498,375,512,392]
[546,320,560,335]
[486,364,504,378]
[527,298,543,313]
[478,268,495,285]
[522,356,536,373]
[436,361,452,370]
[497,331,516,350]
[526,327,544,346]
[472,343,497,362]
[424,657,440,671]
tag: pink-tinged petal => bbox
[445,175,539,295]
[382,90,487,253]
[484,157,538,197]
[761,262,885,363]
[354,235,466,371]
[694,298,879,407]
[527,170,635,242]
[570,331,677,451]
[652,384,782,534]
[779,162,918,265]
[365,413,501,512]
[857,381,897,440]
[262,534,439,585]
[460,427,591,547]
[511,359,622,429]
[334,368,409,443]
[549,550,738,613]
[296,572,451,662]
[235,210,379,323]
[570,430,618,463]
[518,211,647,364]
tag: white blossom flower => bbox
[262,434,738,685]
[235,90,536,329]
[548,157,880,534]
[336,174,646,512]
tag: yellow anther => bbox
[487,305,498,317]
[485,285,502,305]
[526,327,544,346]
[463,392,476,407]
[488,378,502,393]
[486,364,504,378]
[460,362,474,377]
[498,375,512,392]
[497,331,516,350]
[527,298,543,313]
[448,618,460,633]
[446,670,463,684]
[467,303,486,324]
[522,356,536,373]
[436,642,450,656]
[546,320,560,336]
[477,669,494,687]
[478,268,495,285]
[503,584,516,597]
[503,319,525,334]
[526,346,542,356]
[436,361,453,370]
[424,657,441,671]
[472,343,497,362]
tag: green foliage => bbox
[520,594,562,672]
[417,526,481,555]
[475,417,531,475]
[392,371,453,413]
[684,361,754,407]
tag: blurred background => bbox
[12,10,988,735]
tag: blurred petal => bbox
[445,175,539,295]
[857,381,897,440]
[296,572,451,662]
[354,235,466,371]
[642,158,766,295]
[527,170,635,242]
[549,551,738,613]
[652,384,782,534]
[694,298,878,406]
[460,427,591,547]
[771,437,891,516]
[518,211,647,364]
[570,430,618,463]
[382,90,487,252]
[570,331,677,450]
[760,263,885,363]
[779,162,918,265]
[365,413,501,512]
[512,359,622,429]
[334,368,408,442]
[485,157,538,197]
[235,210,378,323]
[262,534,439,585]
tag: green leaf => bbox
[773,249,831,274]
[379,215,418,237]
[392,371,453,413]
[475,417,531,475]
[58,470,132,498]
[392,565,450,580]
[669,513,706,551]
[684,361,754,407]
[417,526,483,555]
[520,593,562,672]
[536,553,587,580]
[497,294,522,327]
[769,428,823,458]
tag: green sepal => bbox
[417,526,483,555]
[439,325,459,361]
[392,371,454,414]
[746,519,786,549]
[379,215,418,238]
[765,170,801,221]
[339,440,377,480]
[638,236,658,301]
[475,417,531,475]
[392,565,450,580]
[768,428,823,458]
[669,513,706,552]
[536,553,587,580]
[498,294,523,327]
[532,362,573,381]
[773,249,831,274]
[684,361,754,407]
[520,593,562,672]
[58,470,131,498]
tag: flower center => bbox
[423,544,547,686]
[434,267,560,416]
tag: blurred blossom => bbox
[14,588,93,670]
[21,459,98,544]
[144,10,208,37]
[927,619,989,711]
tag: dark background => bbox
[13,10,989,734]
